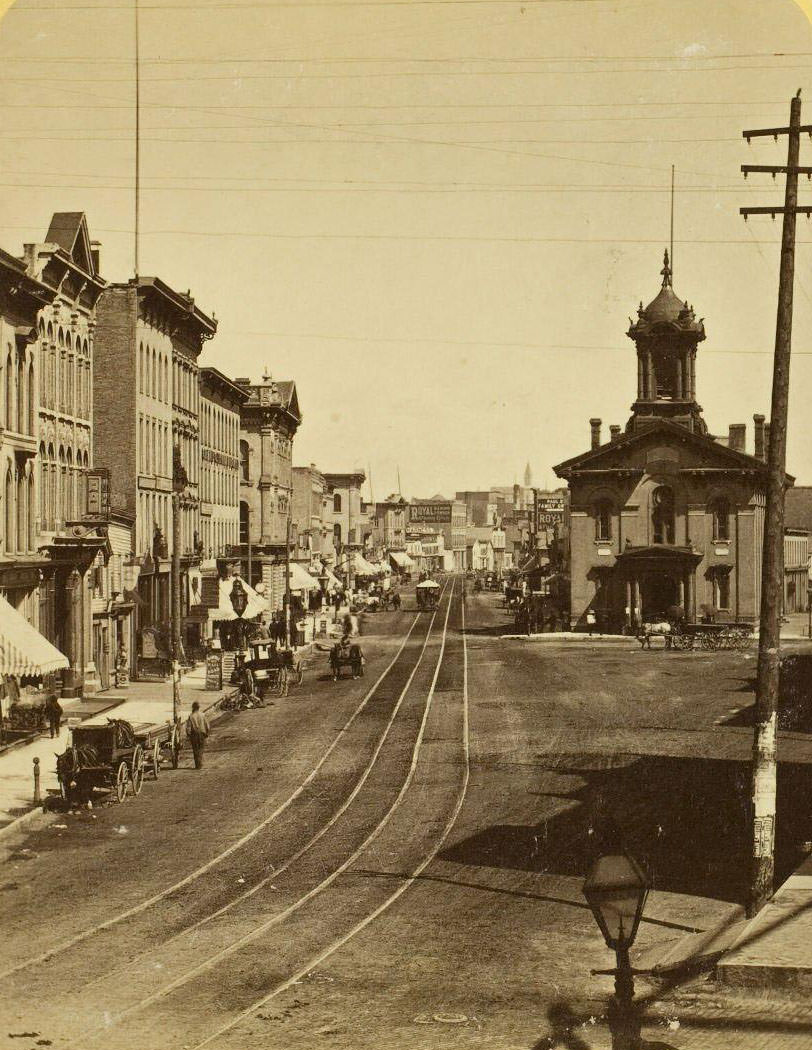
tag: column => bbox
[632,576,641,626]
[685,571,694,622]
[637,355,645,399]
[683,355,691,401]
[678,577,685,610]
[675,355,683,400]
[646,351,656,400]
[690,352,696,399]
[62,568,82,698]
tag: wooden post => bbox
[742,93,803,916]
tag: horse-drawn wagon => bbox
[328,638,364,680]
[416,579,440,611]
[638,620,754,651]
[56,717,181,804]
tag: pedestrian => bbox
[586,609,596,637]
[45,692,63,739]
[186,700,210,770]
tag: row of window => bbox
[3,349,35,435]
[138,342,170,404]
[136,491,200,558]
[176,430,199,485]
[201,400,238,458]
[39,345,91,420]
[39,446,90,533]
[593,490,733,544]
[200,517,238,560]
[4,464,36,554]
[138,415,171,477]
[174,357,199,416]
[201,460,239,507]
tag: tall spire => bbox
[523,461,532,487]
[660,248,672,288]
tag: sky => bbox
[1,0,812,499]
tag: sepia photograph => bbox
[1,0,812,1047]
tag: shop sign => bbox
[86,469,110,520]
[536,495,565,528]
[230,578,248,618]
[410,504,452,524]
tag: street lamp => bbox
[583,851,649,1050]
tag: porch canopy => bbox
[353,553,380,577]
[614,545,703,620]
[0,595,69,677]
[390,551,415,570]
[287,562,320,591]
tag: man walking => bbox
[45,692,63,739]
[186,701,210,770]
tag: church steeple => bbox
[523,461,532,488]
[626,249,707,435]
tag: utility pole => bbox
[741,91,812,915]
[171,444,188,728]
[285,512,292,646]
[133,0,140,278]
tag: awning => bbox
[323,569,343,591]
[390,551,416,569]
[353,553,380,576]
[0,595,69,677]
[211,576,267,621]
[288,562,319,590]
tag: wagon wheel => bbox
[276,667,289,697]
[242,668,256,697]
[115,760,129,803]
[130,745,144,796]
[170,723,181,769]
[700,632,716,651]
[151,740,161,779]
[291,660,303,686]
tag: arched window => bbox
[5,465,15,553]
[28,472,36,550]
[40,444,48,532]
[652,485,675,545]
[66,448,75,521]
[239,440,250,482]
[6,349,14,431]
[594,498,613,542]
[139,342,144,394]
[17,468,27,552]
[58,447,67,526]
[333,493,342,513]
[28,361,35,434]
[711,497,731,542]
[239,501,250,545]
[48,444,56,532]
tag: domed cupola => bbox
[626,250,707,435]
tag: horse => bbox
[638,621,673,650]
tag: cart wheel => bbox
[151,740,160,779]
[115,761,129,802]
[277,668,289,697]
[292,661,303,686]
[700,633,715,651]
[171,723,181,769]
[243,668,256,697]
[131,746,144,797]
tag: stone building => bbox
[368,496,408,554]
[94,276,216,672]
[199,367,247,561]
[234,373,301,609]
[24,214,108,694]
[554,251,775,631]
[292,464,334,568]
[323,470,366,584]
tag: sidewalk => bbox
[0,666,223,834]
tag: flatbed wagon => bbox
[670,621,754,651]
[56,717,181,804]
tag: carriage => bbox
[329,639,364,680]
[233,637,303,700]
[416,579,440,611]
[55,717,181,804]
[638,620,754,651]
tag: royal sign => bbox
[409,503,452,525]
[535,495,565,528]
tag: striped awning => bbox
[0,595,69,678]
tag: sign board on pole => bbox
[535,494,565,528]
[86,468,110,520]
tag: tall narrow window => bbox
[652,486,675,545]
[594,499,613,542]
[711,498,731,542]
[5,466,15,553]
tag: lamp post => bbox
[583,851,649,1050]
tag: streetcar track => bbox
[79,579,457,1041]
[74,582,450,1012]
[0,600,434,982]
[188,579,471,1050]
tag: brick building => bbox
[199,367,247,561]
[554,251,776,631]
[323,470,366,585]
[368,496,408,554]
[409,497,467,571]
[234,373,301,610]
[94,276,216,673]
[292,464,334,569]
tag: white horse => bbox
[638,621,672,649]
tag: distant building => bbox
[199,367,248,560]
[554,251,779,630]
[292,464,335,568]
[324,470,366,584]
[369,495,408,553]
[409,496,466,571]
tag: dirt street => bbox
[2,581,811,1050]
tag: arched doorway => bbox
[641,572,677,620]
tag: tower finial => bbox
[660,248,672,288]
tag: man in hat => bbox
[185,701,210,770]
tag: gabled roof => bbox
[553,417,782,479]
[45,212,96,277]
[275,380,301,422]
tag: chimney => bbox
[754,414,766,460]
[590,417,602,451]
[728,423,746,453]
[90,240,101,274]
[609,424,621,443]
